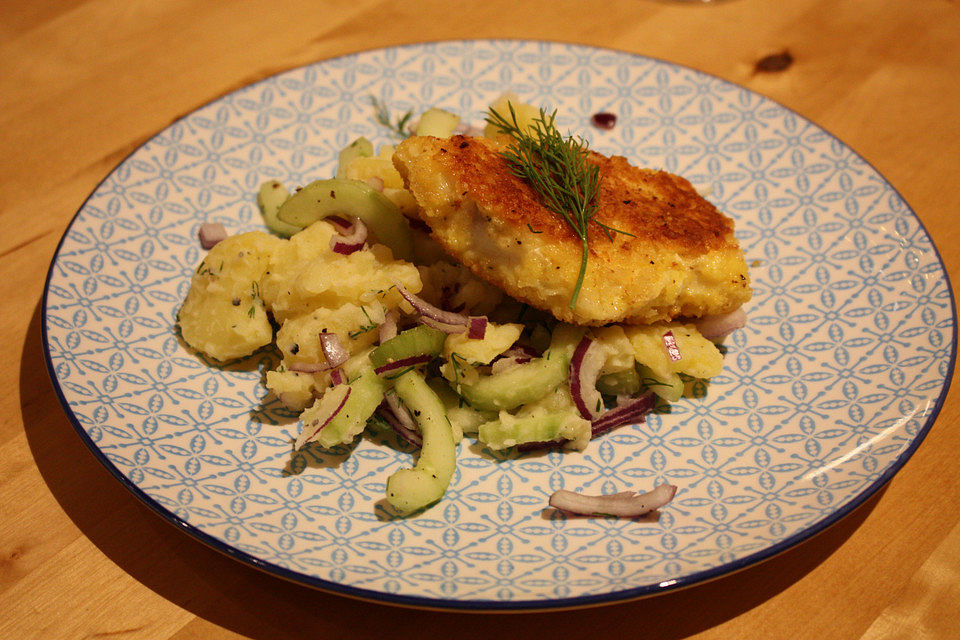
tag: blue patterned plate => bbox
[42,41,955,610]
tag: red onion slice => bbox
[694,307,747,341]
[379,393,422,447]
[395,282,467,325]
[329,217,368,255]
[295,386,351,450]
[290,333,350,373]
[320,332,350,369]
[590,392,656,437]
[198,222,227,249]
[329,369,345,386]
[569,337,606,420]
[324,215,352,232]
[467,316,488,340]
[662,331,682,362]
[379,310,399,343]
[395,282,488,339]
[373,354,434,376]
[418,316,466,334]
[549,483,677,518]
[490,345,540,373]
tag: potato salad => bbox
[177,96,744,517]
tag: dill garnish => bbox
[349,305,378,338]
[248,281,261,318]
[370,96,413,139]
[485,103,630,309]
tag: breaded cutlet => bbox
[392,134,751,326]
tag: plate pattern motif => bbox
[43,41,954,608]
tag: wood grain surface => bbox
[2,1,958,638]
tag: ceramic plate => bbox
[42,40,955,610]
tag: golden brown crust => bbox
[393,135,752,325]
[436,136,736,256]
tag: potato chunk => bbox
[623,323,723,380]
[177,232,284,362]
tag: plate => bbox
[42,40,955,610]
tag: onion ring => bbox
[549,483,677,518]
[379,393,422,447]
[319,332,350,369]
[569,337,605,420]
[329,217,368,255]
[590,392,656,436]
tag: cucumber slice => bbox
[457,324,585,411]
[415,108,461,138]
[478,410,589,451]
[638,365,684,402]
[297,365,386,449]
[276,178,413,261]
[597,366,642,396]
[257,180,301,237]
[336,137,374,178]
[385,370,457,515]
[370,325,447,370]
[428,377,497,437]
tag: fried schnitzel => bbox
[392,134,751,326]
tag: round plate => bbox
[42,40,955,610]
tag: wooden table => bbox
[3,1,959,638]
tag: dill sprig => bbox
[370,96,413,139]
[485,103,629,309]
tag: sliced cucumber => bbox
[479,413,566,450]
[597,366,642,396]
[385,370,457,515]
[428,377,497,437]
[257,180,301,237]
[276,178,413,261]
[336,137,374,178]
[457,324,585,411]
[415,108,461,138]
[370,325,447,370]
[638,365,684,402]
[297,365,386,449]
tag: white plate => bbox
[42,40,955,610]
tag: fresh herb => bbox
[445,353,473,407]
[195,259,224,277]
[485,103,631,309]
[383,366,416,380]
[349,306,378,338]
[248,281,261,318]
[370,96,413,138]
[641,377,670,388]
[448,352,470,390]
[366,411,392,432]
